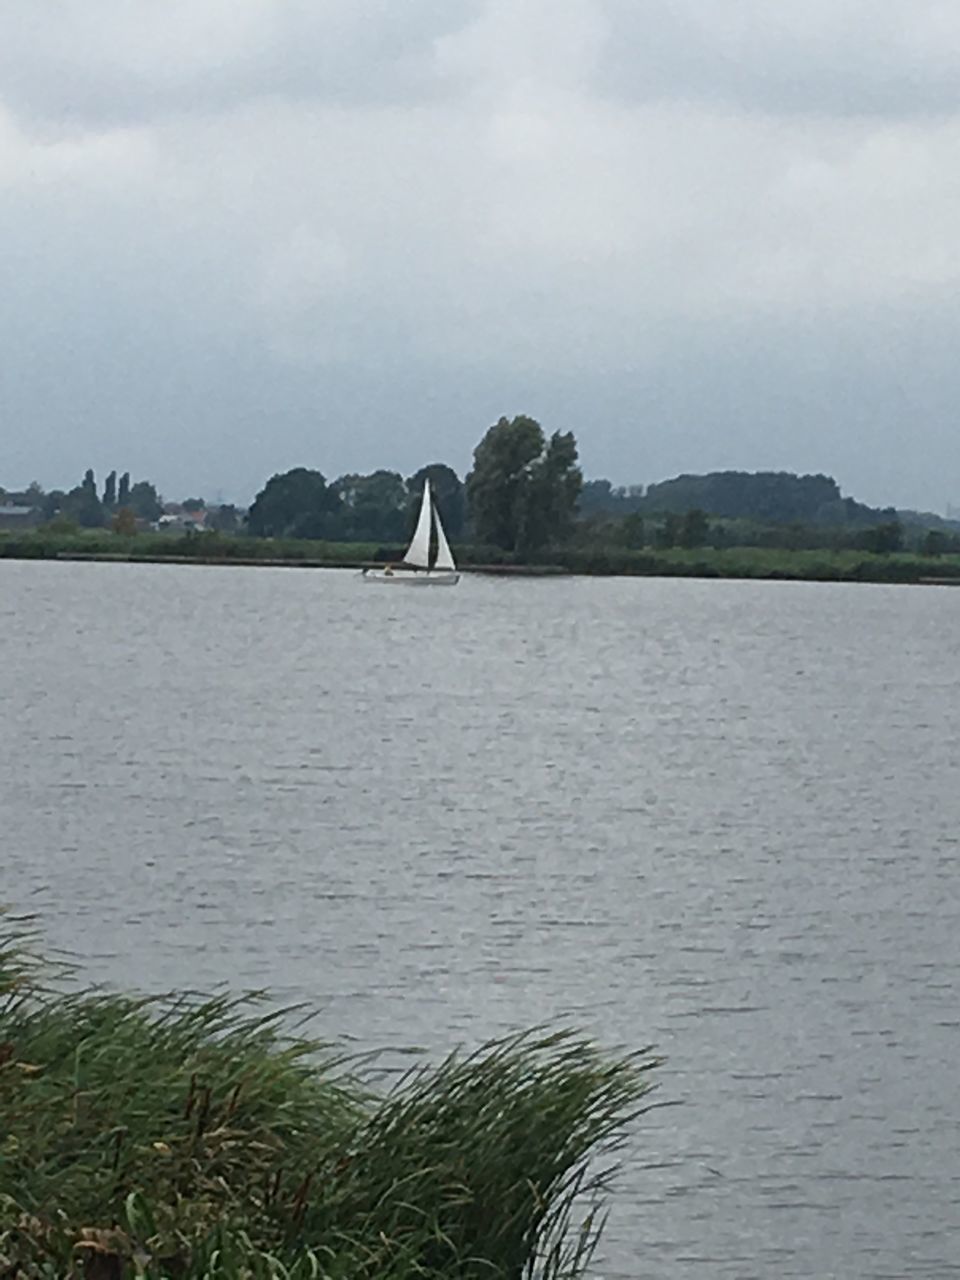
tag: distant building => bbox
[157,508,209,533]
[0,504,41,530]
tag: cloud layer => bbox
[2,0,959,508]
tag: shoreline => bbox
[3,535,960,584]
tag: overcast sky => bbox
[2,0,959,510]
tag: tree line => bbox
[1,471,163,529]
[5,422,958,558]
[246,416,583,554]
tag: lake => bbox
[2,559,959,1278]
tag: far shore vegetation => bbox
[0,917,656,1279]
[3,414,960,583]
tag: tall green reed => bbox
[0,924,657,1278]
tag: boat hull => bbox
[361,569,460,586]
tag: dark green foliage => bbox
[247,468,343,538]
[40,489,66,521]
[127,481,163,522]
[182,497,206,512]
[0,925,655,1279]
[118,472,131,507]
[643,470,844,523]
[407,464,465,539]
[466,415,544,550]
[466,416,582,553]
[521,430,582,553]
[61,471,105,528]
[333,470,408,542]
[102,471,117,508]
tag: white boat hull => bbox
[361,568,460,586]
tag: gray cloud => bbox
[0,0,482,126]
[597,0,960,117]
[2,0,960,511]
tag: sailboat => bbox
[361,479,460,586]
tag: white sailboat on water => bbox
[361,478,460,586]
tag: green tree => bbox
[62,471,105,527]
[466,416,582,553]
[466,416,544,550]
[182,497,205,512]
[523,430,582,552]
[102,471,117,508]
[407,464,465,539]
[247,468,341,538]
[41,490,66,520]
[118,472,131,507]
[680,508,709,548]
[333,470,407,542]
[127,481,162,522]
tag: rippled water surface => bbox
[3,560,960,1277]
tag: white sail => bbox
[404,478,433,568]
[433,503,456,571]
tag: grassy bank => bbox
[4,528,960,583]
[548,544,960,583]
[0,922,656,1279]
[0,529,384,568]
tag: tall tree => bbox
[467,415,544,549]
[118,473,131,507]
[127,481,162,522]
[466,416,581,553]
[247,468,342,538]
[62,471,104,527]
[103,471,117,508]
[407,464,465,540]
[521,430,582,553]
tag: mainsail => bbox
[404,479,433,568]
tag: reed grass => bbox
[0,921,657,1278]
